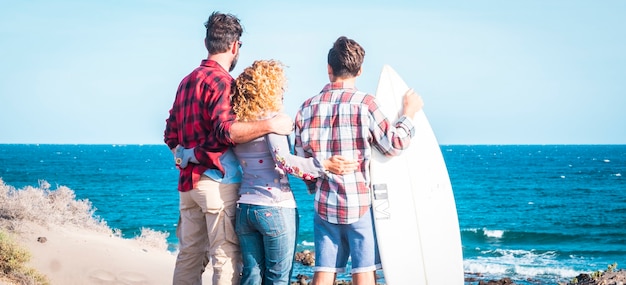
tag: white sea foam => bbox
[483,228,504,238]
[300,240,314,247]
[489,248,558,260]
[465,249,580,283]
[514,265,579,279]
[465,260,508,275]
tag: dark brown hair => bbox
[327,36,365,78]
[204,12,243,54]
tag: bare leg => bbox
[311,271,337,285]
[352,271,376,285]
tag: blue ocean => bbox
[1,144,624,284]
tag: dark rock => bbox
[563,269,626,285]
[295,274,309,285]
[294,250,315,266]
[478,277,516,285]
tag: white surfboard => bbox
[370,65,464,284]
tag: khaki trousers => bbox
[173,176,242,285]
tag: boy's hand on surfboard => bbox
[401,88,423,119]
[323,155,360,175]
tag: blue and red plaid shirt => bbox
[164,60,236,191]
[294,82,415,224]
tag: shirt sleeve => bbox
[206,78,236,147]
[265,133,325,181]
[294,109,305,157]
[164,109,179,149]
[163,86,183,149]
[367,95,416,156]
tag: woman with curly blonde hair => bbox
[232,60,286,122]
[231,60,358,285]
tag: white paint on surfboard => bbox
[370,65,464,284]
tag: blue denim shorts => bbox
[313,208,381,273]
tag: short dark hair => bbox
[204,12,243,54]
[327,36,365,78]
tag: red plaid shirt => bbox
[294,82,415,224]
[164,60,236,191]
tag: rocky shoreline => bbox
[464,269,626,285]
[289,270,626,285]
[290,251,626,285]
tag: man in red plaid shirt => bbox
[294,36,423,285]
[164,12,292,285]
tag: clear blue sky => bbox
[1,0,624,145]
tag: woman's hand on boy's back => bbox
[323,155,359,175]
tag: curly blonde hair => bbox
[232,60,286,121]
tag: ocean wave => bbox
[299,240,314,247]
[484,229,505,239]
[461,227,590,244]
[481,248,558,259]
[465,259,579,283]
[464,249,583,283]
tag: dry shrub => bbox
[0,230,49,285]
[133,227,170,251]
[0,178,111,234]
[0,178,171,255]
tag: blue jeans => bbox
[235,204,298,285]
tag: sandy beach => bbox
[7,222,213,285]
[0,179,207,285]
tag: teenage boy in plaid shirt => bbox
[294,36,423,285]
